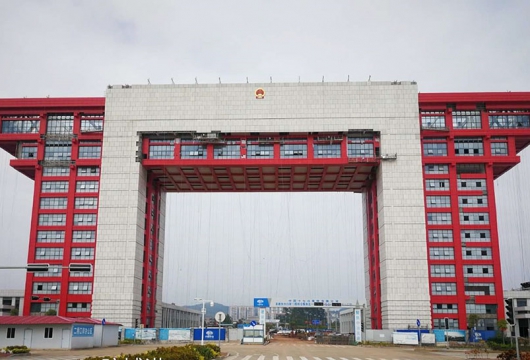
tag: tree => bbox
[222,314,233,326]
[467,314,479,329]
[497,319,509,344]
[45,309,57,316]
[9,308,19,316]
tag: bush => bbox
[85,345,216,360]
[119,339,143,345]
[10,348,30,354]
[497,350,530,360]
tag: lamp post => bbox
[194,298,214,345]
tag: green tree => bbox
[45,309,57,316]
[9,308,19,316]
[497,319,509,344]
[467,314,479,329]
[222,314,233,326]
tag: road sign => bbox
[416,319,421,327]
[312,319,320,325]
[214,311,226,323]
[250,320,257,327]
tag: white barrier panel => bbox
[421,333,435,344]
[168,329,191,341]
[392,332,419,345]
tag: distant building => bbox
[0,290,24,316]
[161,303,201,328]
[229,306,258,322]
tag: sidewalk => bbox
[29,343,187,358]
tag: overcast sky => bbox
[0,1,529,306]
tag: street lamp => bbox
[194,297,214,345]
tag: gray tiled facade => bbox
[93,81,430,329]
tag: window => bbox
[214,143,241,159]
[38,214,66,226]
[314,143,341,158]
[42,167,70,177]
[73,214,97,226]
[35,248,63,260]
[68,282,92,294]
[425,179,449,191]
[457,179,486,191]
[429,247,454,260]
[1,115,40,133]
[456,164,485,174]
[432,282,457,295]
[428,230,453,242]
[44,141,72,160]
[281,139,308,158]
[67,302,91,312]
[180,140,207,159]
[458,196,488,208]
[433,318,459,329]
[347,140,374,157]
[423,143,447,156]
[7,328,15,338]
[421,111,446,129]
[74,197,98,209]
[454,138,483,156]
[431,265,455,277]
[462,247,492,260]
[424,164,449,174]
[76,181,99,193]
[426,196,451,208]
[80,115,103,132]
[78,146,101,159]
[149,145,174,159]
[460,212,489,225]
[489,110,530,129]
[453,110,481,129]
[77,167,100,177]
[44,327,54,338]
[72,230,96,243]
[247,140,274,158]
[34,265,62,277]
[41,181,69,193]
[491,142,508,156]
[37,231,65,243]
[33,282,60,294]
[46,114,73,134]
[461,230,490,242]
[427,213,452,225]
[432,304,458,314]
[465,283,495,296]
[40,197,68,209]
[20,145,38,159]
[463,265,493,278]
[71,247,94,260]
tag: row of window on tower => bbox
[17,142,102,160]
[36,230,95,243]
[420,110,530,129]
[148,138,376,160]
[423,137,509,157]
[29,302,90,315]
[1,114,103,134]
[428,247,492,260]
[41,180,99,193]
[32,282,92,294]
[34,247,95,260]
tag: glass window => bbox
[432,282,457,295]
[20,145,38,159]
[33,282,61,294]
[74,197,98,209]
[456,164,485,174]
[458,196,488,208]
[149,145,174,159]
[460,212,489,225]
[67,302,91,312]
[462,247,492,260]
[453,111,481,129]
[427,213,452,225]
[33,265,62,277]
[7,328,15,338]
[454,138,483,156]
[73,214,97,226]
[77,167,100,177]
[68,282,92,294]
[40,197,68,209]
[281,139,308,158]
[42,167,70,177]
[431,265,455,277]
[491,142,508,156]
[463,265,493,278]
[78,146,101,159]
[429,247,454,260]
[489,111,530,129]
[76,181,99,193]
[424,164,449,174]
[44,327,54,338]
[71,247,94,260]
[347,142,374,157]
[465,283,495,296]
[421,111,446,129]
[432,303,458,314]
[35,248,63,260]
[314,143,341,158]
[37,231,65,243]
[457,179,486,191]
[72,230,96,243]
[44,141,72,160]
[423,143,447,156]
[461,230,491,242]
[80,116,103,132]
[433,318,459,329]
[425,179,450,191]
[426,196,451,208]
[38,214,66,226]
[214,144,241,159]
[46,114,73,134]
[180,144,207,159]
[1,115,40,133]
[428,230,453,242]
[247,142,274,158]
[41,181,69,193]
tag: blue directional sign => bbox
[254,298,270,307]
[312,320,320,325]
[250,320,257,327]
[102,318,106,325]
[416,319,421,327]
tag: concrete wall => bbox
[94,81,430,329]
